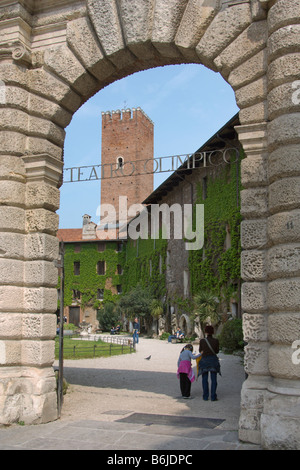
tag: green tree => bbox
[218,318,244,353]
[97,302,120,332]
[118,284,154,331]
[192,290,220,334]
[150,299,164,320]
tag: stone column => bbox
[0,56,63,423]
[260,0,300,450]
[236,122,271,445]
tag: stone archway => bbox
[0,0,299,449]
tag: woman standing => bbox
[177,344,201,399]
[198,325,221,401]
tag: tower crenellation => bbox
[100,106,154,228]
[101,107,154,126]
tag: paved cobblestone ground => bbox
[0,337,262,451]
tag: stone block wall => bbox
[0,0,299,448]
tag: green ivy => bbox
[122,235,167,299]
[189,151,243,306]
[63,241,124,308]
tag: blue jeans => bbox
[133,330,139,344]
[202,371,217,400]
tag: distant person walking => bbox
[198,325,221,401]
[177,344,201,399]
[132,317,140,345]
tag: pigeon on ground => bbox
[144,355,151,360]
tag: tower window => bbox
[117,156,124,169]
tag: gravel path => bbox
[56,337,245,431]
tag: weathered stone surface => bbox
[241,282,267,312]
[269,344,300,380]
[244,342,269,375]
[243,312,268,342]
[241,187,269,218]
[28,68,81,113]
[22,314,56,340]
[235,122,267,156]
[23,287,58,314]
[268,210,300,246]
[87,0,136,68]
[175,0,218,60]
[0,259,24,285]
[0,340,21,365]
[267,244,300,279]
[0,131,26,156]
[214,20,267,77]
[151,0,188,57]
[0,314,22,339]
[0,313,56,340]
[241,154,268,188]
[228,49,267,90]
[268,145,300,183]
[269,177,300,214]
[26,208,59,235]
[241,250,267,281]
[0,366,57,425]
[268,82,300,120]
[235,76,267,109]
[21,340,55,367]
[117,0,156,59]
[268,278,300,312]
[269,313,300,344]
[44,45,99,97]
[67,17,115,81]
[87,0,125,56]
[0,233,25,260]
[261,413,300,450]
[26,183,60,212]
[241,219,268,250]
[26,137,63,161]
[196,3,251,69]
[268,25,300,62]
[267,0,300,34]
[25,233,59,261]
[0,180,25,207]
[0,206,25,233]
[268,114,300,151]
[268,53,300,89]
[238,101,267,125]
[24,260,58,287]
[0,155,26,181]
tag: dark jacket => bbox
[199,335,219,357]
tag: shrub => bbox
[160,332,170,341]
[218,318,244,353]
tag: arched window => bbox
[117,156,124,169]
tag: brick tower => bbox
[100,107,154,230]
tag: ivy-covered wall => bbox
[122,235,167,299]
[189,152,243,308]
[61,152,242,327]
[63,241,124,310]
[62,234,167,313]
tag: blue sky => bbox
[58,63,239,229]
